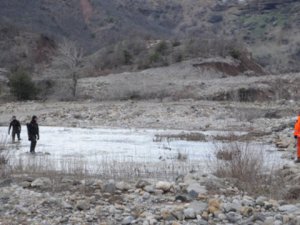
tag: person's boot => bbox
[295,158,300,163]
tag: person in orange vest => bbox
[294,114,300,162]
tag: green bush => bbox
[229,48,241,59]
[9,68,39,100]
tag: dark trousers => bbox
[12,131,21,142]
[30,139,37,153]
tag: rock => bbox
[201,211,209,221]
[264,217,275,225]
[226,211,242,223]
[256,196,268,206]
[278,204,299,213]
[197,219,208,225]
[175,195,189,202]
[103,181,116,194]
[189,201,207,214]
[223,202,242,212]
[61,177,74,184]
[20,181,31,188]
[253,213,266,222]
[186,183,207,198]
[208,198,221,214]
[136,180,151,189]
[87,179,103,189]
[273,220,283,225]
[122,216,134,225]
[171,222,181,225]
[31,177,52,188]
[241,198,255,207]
[116,181,131,191]
[142,192,151,200]
[0,178,12,187]
[183,208,196,219]
[171,208,184,220]
[240,207,254,216]
[75,200,90,210]
[14,205,30,215]
[218,213,227,220]
[144,185,155,193]
[23,177,35,182]
[161,208,176,221]
[155,181,172,192]
[291,216,300,225]
[61,201,72,209]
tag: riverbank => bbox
[1,166,300,225]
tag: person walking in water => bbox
[27,115,39,154]
[8,116,21,142]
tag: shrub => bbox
[229,48,241,59]
[212,141,284,197]
[9,68,39,100]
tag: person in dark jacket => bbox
[8,116,21,142]
[27,115,39,154]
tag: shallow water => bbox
[0,126,286,177]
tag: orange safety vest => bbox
[294,116,300,137]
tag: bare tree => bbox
[51,39,83,98]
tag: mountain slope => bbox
[0,0,299,72]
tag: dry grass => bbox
[154,132,206,142]
[211,141,286,198]
[9,153,200,181]
[0,136,9,178]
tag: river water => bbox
[0,126,286,179]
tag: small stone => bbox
[103,182,116,194]
[175,195,189,202]
[184,208,196,219]
[208,198,220,214]
[144,185,155,193]
[201,211,209,220]
[278,204,299,213]
[20,181,31,188]
[122,216,134,225]
[75,200,90,210]
[256,196,267,206]
[223,202,242,212]
[142,192,151,200]
[171,222,181,225]
[274,220,283,225]
[218,213,226,220]
[264,217,275,225]
[197,219,208,225]
[189,201,207,214]
[95,205,102,216]
[61,177,74,183]
[116,181,131,191]
[240,207,253,216]
[61,201,73,209]
[136,180,151,189]
[187,183,207,198]
[226,212,242,223]
[161,209,176,220]
[31,177,52,188]
[155,181,172,192]
[171,209,184,221]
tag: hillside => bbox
[0,0,300,74]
